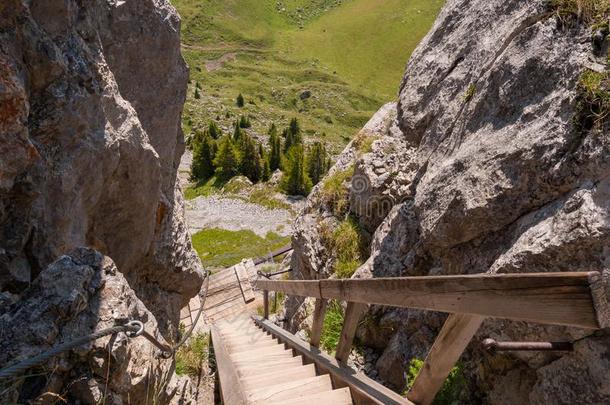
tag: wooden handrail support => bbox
[210,325,249,405]
[256,271,609,405]
[253,315,413,405]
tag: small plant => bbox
[320,217,366,278]
[549,0,610,27]
[575,69,610,132]
[175,333,209,377]
[462,84,476,103]
[406,358,467,405]
[320,165,354,217]
[320,300,344,354]
[236,93,245,107]
[352,132,379,154]
[194,87,201,99]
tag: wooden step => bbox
[231,345,291,359]
[237,357,303,377]
[229,339,281,353]
[241,363,317,390]
[231,342,284,355]
[231,350,295,364]
[248,375,333,403]
[266,387,353,405]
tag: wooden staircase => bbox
[213,316,353,404]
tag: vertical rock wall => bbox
[0,0,203,402]
[287,0,609,403]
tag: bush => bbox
[236,93,245,107]
[320,300,344,354]
[406,358,467,405]
[320,217,365,278]
[320,165,354,217]
[175,333,209,377]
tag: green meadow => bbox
[172,0,443,152]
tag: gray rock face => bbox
[0,0,202,402]
[287,0,609,402]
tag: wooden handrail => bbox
[256,272,608,329]
[257,271,609,405]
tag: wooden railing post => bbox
[263,290,269,319]
[310,298,327,347]
[407,314,484,405]
[335,302,368,363]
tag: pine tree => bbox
[236,93,245,107]
[268,124,282,171]
[306,141,330,185]
[262,157,271,182]
[194,87,201,99]
[207,120,221,139]
[281,144,312,196]
[283,118,303,153]
[191,134,215,181]
[213,136,239,179]
[239,115,251,128]
[238,134,262,183]
[233,121,243,141]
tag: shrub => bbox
[320,300,344,354]
[320,217,365,278]
[175,333,209,377]
[320,165,354,217]
[406,358,467,405]
[575,69,610,132]
[236,93,245,107]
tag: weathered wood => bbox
[235,262,256,303]
[588,270,610,328]
[335,302,368,363]
[256,272,601,328]
[210,325,249,405]
[253,316,413,405]
[407,314,484,405]
[263,290,269,319]
[310,299,328,347]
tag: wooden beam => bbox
[336,302,368,363]
[407,314,484,405]
[252,316,413,405]
[234,262,255,303]
[310,299,327,347]
[210,325,249,405]
[263,290,269,319]
[256,272,600,329]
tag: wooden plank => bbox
[253,316,413,405]
[407,314,484,405]
[235,262,255,303]
[210,325,248,405]
[256,272,600,328]
[310,299,327,347]
[335,302,368,363]
[263,290,269,319]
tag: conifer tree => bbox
[238,134,262,183]
[262,157,271,182]
[239,115,251,128]
[194,87,201,99]
[306,141,330,185]
[207,120,221,139]
[236,93,245,107]
[268,124,282,171]
[283,118,303,153]
[281,144,312,196]
[233,121,243,141]
[191,134,215,181]
[213,136,239,179]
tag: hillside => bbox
[172,0,443,151]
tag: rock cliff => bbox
[286,0,609,403]
[0,0,203,402]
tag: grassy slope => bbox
[172,0,443,152]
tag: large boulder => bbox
[287,0,609,402]
[0,0,203,402]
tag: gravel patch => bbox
[186,196,294,237]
